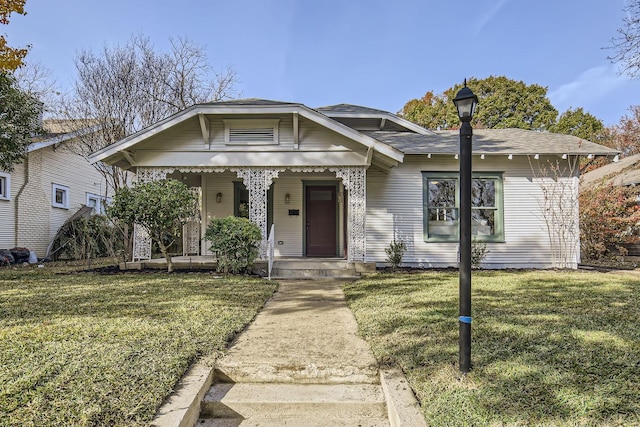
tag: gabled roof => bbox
[28,121,100,153]
[317,103,435,136]
[316,104,392,115]
[89,99,405,165]
[363,128,618,157]
[201,98,301,107]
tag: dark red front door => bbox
[305,185,337,257]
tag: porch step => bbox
[198,383,389,425]
[270,260,360,279]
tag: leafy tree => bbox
[608,0,640,78]
[0,71,43,171]
[58,35,239,192]
[401,76,558,130]
[107,179,197,272]
[205,216,262,275]
[580,182,640,261]
[0,0,28,70]
[549,107,605,142]
[607,105,640,157]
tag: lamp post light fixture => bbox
[452,80,478,374]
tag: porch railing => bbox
[267,224,275,280]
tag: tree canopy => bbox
[608,0,640,78]
[401,76,558,131]
[0,71,43,171]
[549,107,605,142]
[607,105,640,157]
[0,0,29,71]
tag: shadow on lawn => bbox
[345,271,640,424]
[0,271,272,322]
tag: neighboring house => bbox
[90,99,616,269]
[581,153,640,188]
[0,121,109,257]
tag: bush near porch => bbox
[0,265,276,426]
[344,271,640,426]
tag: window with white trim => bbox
[0,172,10,201]
[423,172,504,242]
[224,119,280,145]
[86,193,108,214]
[52,183,69,209]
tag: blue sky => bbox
[7,0,640,126]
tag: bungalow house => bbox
[0,121,109,258]
[89,99,616,269]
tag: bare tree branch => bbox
[608,0,640,78]
[55,34,239,192]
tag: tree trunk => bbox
[157,240,173,273]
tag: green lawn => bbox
[344,270,640,426]
[0,266,276,426]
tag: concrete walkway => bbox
[214,279,380,384]
[152,280,425,426]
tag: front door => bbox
[305,185,337,257]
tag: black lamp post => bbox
[452,81,478,374]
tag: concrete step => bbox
[270,260,359,279]
[270,268,359,279]
[214,361,380,385]
[273,260,354,270]
[196,416,390,426]
[199,383,388,422]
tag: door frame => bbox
[303,180,339,257]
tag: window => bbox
[423,172,503,242]
[86,193,108,214]
[224,119,280,145]
[233,182,273,229]
[0,172,10,201]
[52,183,69,209]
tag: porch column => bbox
[132,167,175,261]
[330,166,366,262]
[234,168,282,257]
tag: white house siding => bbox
[366,154,579,269]
[4,144,107,257]
[0,164,25,249]
[15,151,50,256]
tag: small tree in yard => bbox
[205,216,261,275]
[107,179,196,272]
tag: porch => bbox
[119,256,376,279]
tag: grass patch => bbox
[344,270,640,426]
[0,265,276,426]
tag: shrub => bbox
[205,216,262,274]
[580,182,640,261]
[50,215,122,261]
[385,240,406,270]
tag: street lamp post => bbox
[452,81,478,374]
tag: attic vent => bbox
[224,119,280,145]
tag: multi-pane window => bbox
[0,173,9,200]
[52,183,69,209]
[86,193,108,214]
[423,172,504,242]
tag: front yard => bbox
[344,270,640,426]
[0,266,276,426]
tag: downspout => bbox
[14,156,29,247]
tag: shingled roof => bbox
[362,128,616,156]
